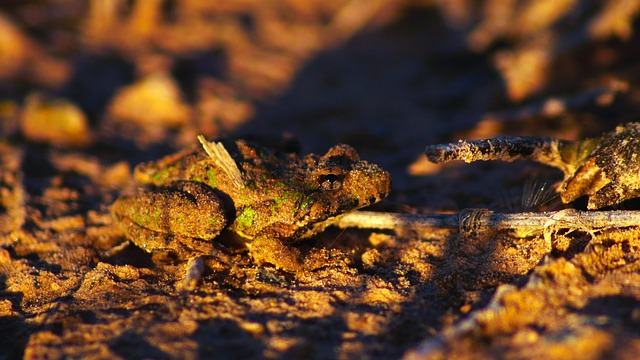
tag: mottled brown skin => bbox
[425,122,640,209]
[111,138,391,271]
[560,123,640,209]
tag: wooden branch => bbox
[337,209,640,234]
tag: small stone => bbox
[20,93,92,147]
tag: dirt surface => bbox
[2,1,640,359]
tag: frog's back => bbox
[131,139,293,216]
[133,147,207,186]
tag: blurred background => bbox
[2,0,640,206]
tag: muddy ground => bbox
[2,1,640,359]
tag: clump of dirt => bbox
[407,227,640,359]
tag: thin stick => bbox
[336,211,460,230]
[423,136,598,176]
[424,136,566,166]
[337,210,640,233]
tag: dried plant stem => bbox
[423,136,599,176]
[425,136,567,167]
[337,211,459,230]
[337,210,640,234]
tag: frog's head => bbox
[305,144,391,222]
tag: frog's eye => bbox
[318,173,343,191]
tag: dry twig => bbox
[337,209,640,236]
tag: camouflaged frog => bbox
[425,122,640,210]
[111,136,391,272]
